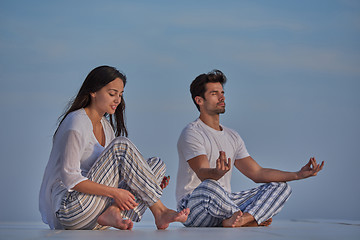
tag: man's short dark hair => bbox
[190,69,227,111]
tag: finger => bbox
[219,158,225,170]
[219,151,227,163]
[316,161,325,173]
[312,157,319,166]
[127,199,138,209]
[217,158,225,171]
[310,158,317,168]
[219,151,225,159]
[216,158,221,169]
[227,158,231,170]
[128,192,136,201]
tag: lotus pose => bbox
[39,66,189,230]
[176,70,324,227]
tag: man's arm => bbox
[188,151,231,181]
[234,156,324,183]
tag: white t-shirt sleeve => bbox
[59,129,88,190]
[178,127,206,161]
[234,132,250,160]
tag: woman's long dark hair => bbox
[55,65,128,138]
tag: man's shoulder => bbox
[181,119,205,134]
[178,119,204,141]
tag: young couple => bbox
[39,66,324,230]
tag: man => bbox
[175,70,324,227]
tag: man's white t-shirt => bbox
[176,118,250,202]
[39,108,115,229]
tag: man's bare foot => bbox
[223,212,267,228]
[260,218,272,226]
[153,207,190,230]
[222,211,243,227]
[97,205,133,230]
[243,218,272,227]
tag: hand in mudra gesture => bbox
[297,157,324,179]
[215,151,231,177]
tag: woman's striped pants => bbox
[178,179,292,227]
[56,137,165,230]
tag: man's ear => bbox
[195,96,203,105]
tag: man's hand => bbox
[214,151,231,178]
[297,157,324,180]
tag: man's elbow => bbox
[248,174,263,184]
[252,178,262,184]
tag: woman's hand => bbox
[160,176,170,189]
[111,188,139,211]
[73,180,138,211]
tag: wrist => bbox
[105,186,117,199]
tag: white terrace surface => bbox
[0,219,359,240]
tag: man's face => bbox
[199,82,225,115]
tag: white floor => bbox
[0,219,359,240]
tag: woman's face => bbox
[90,78,124,115]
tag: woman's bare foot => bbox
[150,201,190,230]
[97,205,133,230]
[155,208,190,230]
[222,211,243,227]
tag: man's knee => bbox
[190,179,228,205]
[271,182,292,197]
[199,179,222,189]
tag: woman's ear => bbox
[90,92,96,98]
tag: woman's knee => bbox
[111,136,132,146]
[147,157,166,170]
[147,157,166,182]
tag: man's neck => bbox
[199,113,222,131]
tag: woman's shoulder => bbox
[60,109,92,132]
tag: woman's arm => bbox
[73,180,138,211]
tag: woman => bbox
[39,66,189,230]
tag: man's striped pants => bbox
[178,179,292,227]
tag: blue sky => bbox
[0,0,359,224]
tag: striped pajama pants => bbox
[178,179,292,227]
[56,137,165,230]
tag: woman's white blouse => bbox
[39,108,115,229]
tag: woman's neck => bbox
[84,107,103,125]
